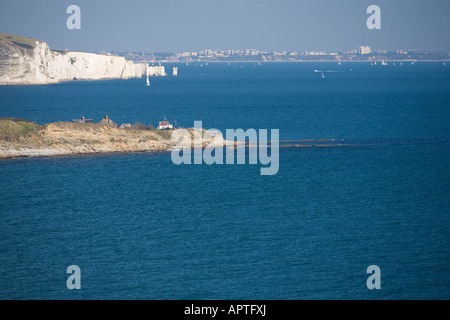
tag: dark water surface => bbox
[0,62,449,299]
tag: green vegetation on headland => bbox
[0,32,40,49]
[0,117,173,159]
[0,118,44,141]
[0,117,222,159]
[0,117,173,141]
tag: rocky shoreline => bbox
[0,119,230,159]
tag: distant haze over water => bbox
[1,0,450,52]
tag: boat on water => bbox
[321,72,325,79]
[146,75,150,86]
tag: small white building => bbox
[157,120,173,130]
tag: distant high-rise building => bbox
[358,46,371,55]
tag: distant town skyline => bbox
[116,45,449,63]
[1,0,450,53]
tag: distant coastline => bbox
[2,32,448,86]
[120,46,450,64]
[159,60,450,63]
[0,33,150,86]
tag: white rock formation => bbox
[0,34,148,85]
[147,65,166,76]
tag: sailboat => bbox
[338,61,341,65]
[321,72,325,79]
[145,65,151,86]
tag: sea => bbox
[0,62,449,299]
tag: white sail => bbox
[146,65,150,86]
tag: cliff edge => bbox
[0,33,147,85]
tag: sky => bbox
[0,0,449,53]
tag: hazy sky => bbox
[1,0,449,52]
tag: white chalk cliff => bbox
[0,32,150,85]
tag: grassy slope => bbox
[0,118,44,141]
[0,32,40,49]
[0,118,175,142]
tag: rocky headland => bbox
[0,32,151,85]
[0,118,229,159]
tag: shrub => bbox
[132,121,147,130]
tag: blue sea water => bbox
[0,62,449,299]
